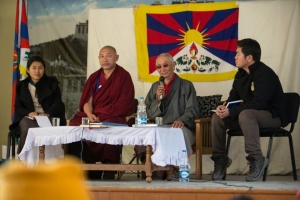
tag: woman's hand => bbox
[38,113,50,117]
[28,112,38,119]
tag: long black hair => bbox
[26,55,46,77]
[26,55,49,99]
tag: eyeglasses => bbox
[156,63,170,69]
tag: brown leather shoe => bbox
[172,166,179,181]
[152,171,167,180]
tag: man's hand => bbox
[216,105,230,119]
[156,84,165,100]
[83,98,99,122]
[172,120,184,128]
[87,114,100,123]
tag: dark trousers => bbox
[211,109,281,160]
[18,117,39,154]
[18,116,58,154]
[67,141,100,179]
[67,141,95,164]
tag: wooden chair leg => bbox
[195,121,202,179]
[39,146,45,163]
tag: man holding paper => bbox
[9,56,66,154]
[211,39,288,182]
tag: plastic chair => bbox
[6,127,21,160]
[225,92,299,181]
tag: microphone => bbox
[159,76,165,100]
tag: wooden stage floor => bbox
[87,173,300,200]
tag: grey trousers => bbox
[211,109,281,160]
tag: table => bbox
[19,126,187,183]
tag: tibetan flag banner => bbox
[134,2,239,82]
[12,0,30,121]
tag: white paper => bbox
[35,116,52,127]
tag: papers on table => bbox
[35,116,52,127]
[132,124,172,128]
[80,124,108,128]
[80,122,128,128]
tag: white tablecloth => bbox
[19,126,187,167]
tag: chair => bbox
[6,127,21,160]
[225,92,299,181]
[125,98,138,128]
[194,94,222,179]
[195,117,212,179]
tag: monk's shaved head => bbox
[100,45,117,55]
[98,45,119,72]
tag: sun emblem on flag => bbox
[173,21,224,74]
[178,22,209,50]
[175,42,221,73]
[135,4,239,82]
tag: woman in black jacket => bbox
[9,55,66,154]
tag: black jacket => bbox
[9,75,66,131]
[227,61,288,127]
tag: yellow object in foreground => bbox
[0,157,92,200]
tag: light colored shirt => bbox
[28,83,44,114]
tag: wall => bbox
[0,0,17,161]
[87,1,300,175]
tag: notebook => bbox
[226,100,243,108]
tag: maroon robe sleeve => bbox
[92,65,135,122]
[78,70,101,111]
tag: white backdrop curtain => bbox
[88,0,300,175]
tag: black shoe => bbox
[211,155,232,180]
[246,155,269,182]
[139,152,146,163]
[87,170,102,180]
[103,171,115,180]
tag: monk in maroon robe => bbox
[68,46,135,179]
